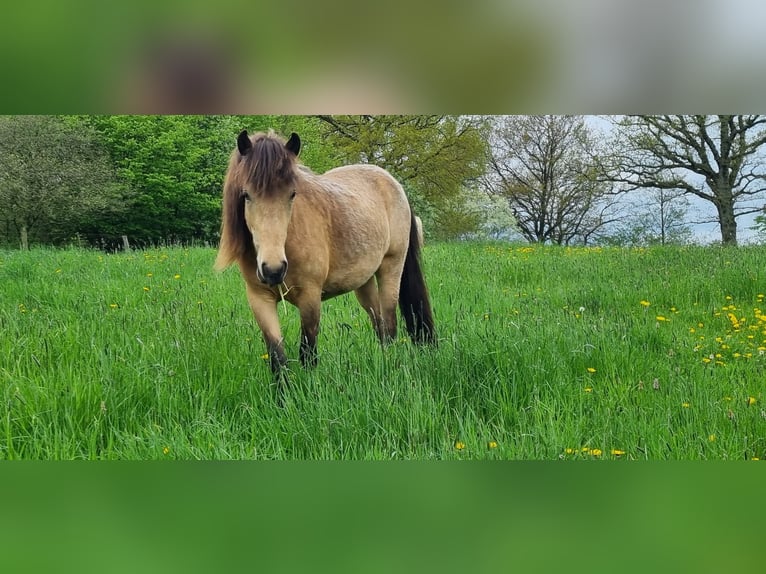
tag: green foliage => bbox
[83,115,236,245]
[79,115,344,246]
[0,115,124,248]
[316,115,489,236]
[3,243,766,459]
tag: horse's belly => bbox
[323,258,383,298]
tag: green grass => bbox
[2,243,766,459]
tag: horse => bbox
[215,129,436,379]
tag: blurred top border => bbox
[1,0,765,114]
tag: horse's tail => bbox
[399,212,436,345]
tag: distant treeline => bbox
[0,115,489,249]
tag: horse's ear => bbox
[285,132,301,156]
[237,130,252,156]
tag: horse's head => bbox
[235,130,301,286]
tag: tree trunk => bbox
[20,224,28,250]
[716,200,738,246]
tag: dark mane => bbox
[240,131,298,194]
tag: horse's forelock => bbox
[241,132,297,195]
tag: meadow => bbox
[1,242,766,460]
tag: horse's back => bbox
[303,164,411,294]
[323,164,408,206]
[320,164,410,235]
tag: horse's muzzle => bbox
[258,260,288,286]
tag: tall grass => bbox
[2,243,766,459]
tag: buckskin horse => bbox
[215,130,435,378]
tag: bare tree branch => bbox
[601,115,766,245]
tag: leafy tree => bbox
[430,187,517,241]
[83,115,229,245]
[0,115,124,249]
[603,115,766,246]
[484,115,620,245]
[82,115,340,247]
[315,115,489,235]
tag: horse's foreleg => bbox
[297,296,321,367]
[247,288,287,375]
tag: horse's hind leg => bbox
[374,254,406,342]
[354,276,385,342]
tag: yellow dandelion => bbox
[146,273,153,277]
[564,448,575,454]
[747,396,757,406]
[455,441,466,450]
[143,286,150,292]
[162,446,170,455]
[689,327,696,333]
[260,353,270,361]
[640,300,651,307]
[611,449,625,456]
[709,434,716,442]
[109,303,118,309]
[682,402,691,408]
[656,315,668,322]
[586,367,596,374]
[488,440,498,449]
[752,457,760,461]
[584,387,593,393]
[589,448,603,456]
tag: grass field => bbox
[2,242,766,459]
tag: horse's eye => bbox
[290,190,296,200]
[241,190,251,202]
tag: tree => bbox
[604,115,766,246]
[83,115,227,245]
[0,115,124,249]
[428,187,517,241]
[315,115,489,235]
[484,115,620,245]
[81,115,341,247]
[603,188,691,246]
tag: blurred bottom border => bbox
[0,461,761,573]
